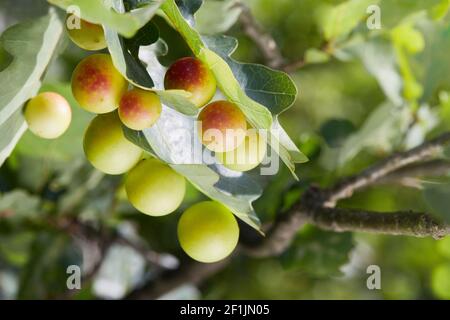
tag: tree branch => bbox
[237,3,330,73]
[308,207,449,239]
[245,207,450,258]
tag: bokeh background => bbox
[1,0,450,299]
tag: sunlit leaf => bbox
[195,0,242,35]
[317,0,378,40]
[47,0,164,38]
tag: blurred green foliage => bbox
[1,0,450,300]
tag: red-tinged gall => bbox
[119,88,162,130]
[164,57,216,108]
[72,54,127,114]
[198,100,247,152]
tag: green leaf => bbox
[199,48,274,129]
[270,118,309,172]
[106,26,156,88]
[317,0,379,41]
[391,24,424,103]
[391,23,425,54]
[339,37,404,106]
[125,20,160,56]
[379,0,443,28]
[175,0,203,24]
[195,0,242,35]
[0,9,64,166]
[417,19,450,103]
[203,35,297,115]
[124,0,158,10]
[47,0,164,38]
[282,226,354,277]
[423,181,450,223]
[0,190,40,221]
[429,0,450,20]
[0,46,12,71]
[0,110,27,167]
[123,127,155,157]
[339,101,411,164]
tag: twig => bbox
[237,3,285,69]
[282,59,306,73]
[308,207,450,240]
[322,132,450,207]
[375,159,450,187]
[237,3,330,73]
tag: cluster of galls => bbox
[23,15,268,263]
